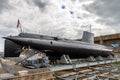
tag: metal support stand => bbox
[96,56,103,61]
[107,55,114,60]
[60,55,72,64]
[87,56,96,62]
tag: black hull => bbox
[4,37,113,59]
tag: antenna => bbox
[90,24,92,33]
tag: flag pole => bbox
[20,22,23,33]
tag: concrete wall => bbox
[94,34,120,53]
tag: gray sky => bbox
[0,0,119,51]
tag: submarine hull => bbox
[4,36,114,59]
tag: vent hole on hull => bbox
[50,41,53,45]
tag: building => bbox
[94,33,120,53]
[0,52,3,57]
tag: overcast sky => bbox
[0,0,119,51]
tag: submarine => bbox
[3,31,114,59]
